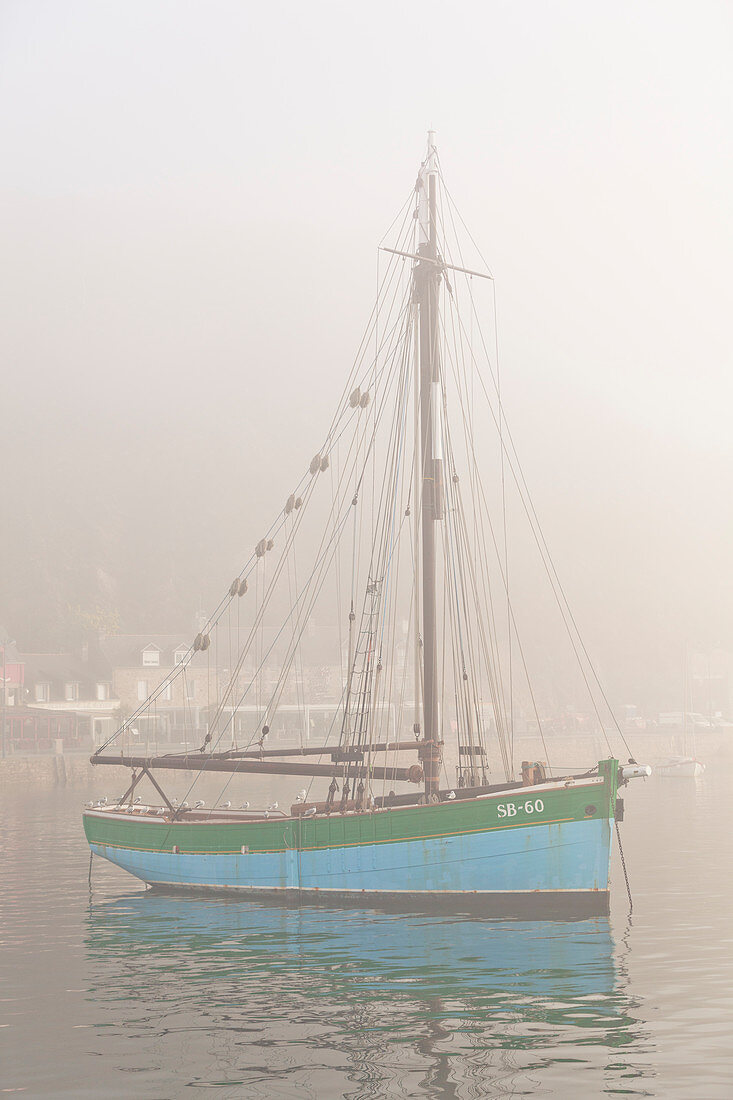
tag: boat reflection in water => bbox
[84,894,645,1096]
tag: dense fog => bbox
[1,0,732,714]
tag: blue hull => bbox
[90,816,612,916]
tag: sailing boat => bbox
[83,135,650,917]
[656,756,704,778]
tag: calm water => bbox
[1,769,732,1098]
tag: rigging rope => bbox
[98,159,635,823]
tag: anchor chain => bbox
[615,820,633,914]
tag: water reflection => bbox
[84,895,645,1097]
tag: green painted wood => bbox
[83,760,618,855]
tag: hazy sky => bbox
[2,1,732,703]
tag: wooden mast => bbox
[92,136,453,801]
[416,132,444,798]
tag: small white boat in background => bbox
[656,649,706,778]
[656,756,705,778]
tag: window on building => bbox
[142,645,160,667]
[35,682,50,703]
[186,679,197,701]
[96,682,109,701]
[174,648,187,665]
[162,684,172,702]
[65,682,80,702]
[137,680,148,701]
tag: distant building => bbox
[96,635,348,749]
[20,647,120,746]
[3,625,360,753]
[98,634,229,748]
[0,631,24,708]
[3,707,82,754]
[0,627,121,753]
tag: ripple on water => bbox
[1,778,733,1097]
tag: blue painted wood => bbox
[90,815,611,897]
